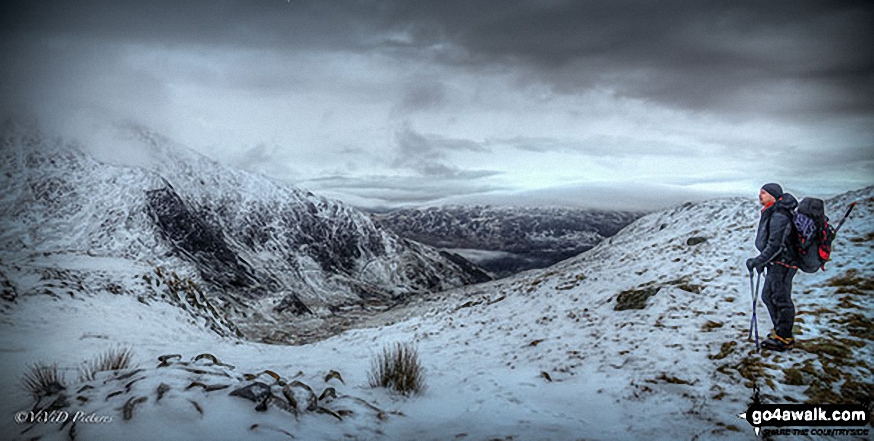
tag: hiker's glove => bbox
[745,258,763,274]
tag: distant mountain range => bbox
[370,205,643,277]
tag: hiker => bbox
[745,183,798,351]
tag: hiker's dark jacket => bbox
[751,193,798,267]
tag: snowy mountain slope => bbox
[0,124,487,342]
[3,185,869,440]
[372,206,642,277]
[370,185,873,438]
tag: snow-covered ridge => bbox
[0,124,488,342]
[335,185,871,438]
[386,185,871,437]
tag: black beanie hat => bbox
[762,183,783,199]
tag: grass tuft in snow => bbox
[835,313,874,340]
[701,320,724,332]
[368,342,426,395]
[21,362,67,401]
[79,346,135,382]
[708,341,737,360]
[826,269,874,294]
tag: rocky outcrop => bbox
[146,184,260,291]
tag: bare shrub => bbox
[21,362,66,400]
[368,342,425,395]
[79,346,135,382]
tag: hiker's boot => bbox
[762,335,794,352]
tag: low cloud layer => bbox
[2,1,871,210]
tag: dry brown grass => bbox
[368,342,425,395]
[21,362,66,400]
[79,346,135,382]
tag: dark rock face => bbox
[146,185,259,291]
[1,270,16,302]
[295,211,367,274]
[438,251,492,284]
[274,294,313,315]
[201,195,388,279]
[143,180,487,321]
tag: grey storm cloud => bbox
[395,79,448,113]
[1,0,871,210]
[774,143,874,178]
[1,1,363,50]
[392,123,497,178]
[231,143,299,178]
[5,0,870,118]
[374,0,874,116]
[495,135,699,157]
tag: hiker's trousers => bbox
[761,264,797,339]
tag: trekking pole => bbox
[833,202,856,235]
[747,271,759,351]
[748,271,761,351]
[753,273,762,351]
[748,272,753,340]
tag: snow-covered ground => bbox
[1,182,871,440]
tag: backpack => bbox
[789,197,835,273]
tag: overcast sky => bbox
[2,1,872,211]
